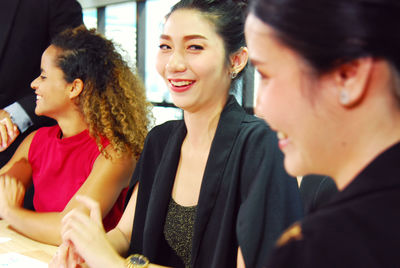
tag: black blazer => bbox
[267,142,400,268]
[0,0,82,165]
[126,96,303,267]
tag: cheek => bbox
[155,52,166,77]
[255,81,275,121]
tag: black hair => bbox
[249,0,400,74]
[51,26,118,89]
[167,0,249,81]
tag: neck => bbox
[55,109,87,138]
[333,115,400,190]
[183,97,228,149]
[329,65,400,190]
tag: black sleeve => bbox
[48,0,83,38]
[236,121,304,268]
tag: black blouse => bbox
[126,96,303,267]
[267,142,400,268]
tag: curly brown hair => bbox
[51,25,152,159]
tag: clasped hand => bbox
[50,195,123,268]
[0,175,25,218]
[0,110,20,152]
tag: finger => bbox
[0,123,7,148]
[75,195,102,225]
[3,175,10,190]
[66,243,79,268]
[61,212,92,242]
[62,208,89,230]
[17,180,25,195]
[2,117,14,137]
[69,242,85,266]
[0,177,4,192]
[62,228,85,252]
[56,243,69,268]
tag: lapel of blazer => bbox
[191,95,246,265]
[142,121,187,259]
[0,0,21,61]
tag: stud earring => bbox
[340,90,350,105]
[230,71,238,79]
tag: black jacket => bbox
[268,142,400,268]
[126,96,303,267]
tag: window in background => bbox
[145,0,179,104]
[145,0,182,125]
[105,2,137,68]
[83,8,97,30]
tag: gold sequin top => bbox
[163,198,197,268]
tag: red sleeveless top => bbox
[28,125,126,231]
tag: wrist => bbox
[1,203,17,221]
[125,254,149,268]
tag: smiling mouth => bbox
[277,131,288,140]
[277,131,290,150]
[169,80,194,87]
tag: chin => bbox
[283,157,309,177]
[170,96,193,111]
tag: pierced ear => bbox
[335,57,373,107]
[69,78,84,99]
[229,47,249,76]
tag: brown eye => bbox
[159,44,170,50]
[188,45,203,50]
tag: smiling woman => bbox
[51,1,303,268]
[245,0,400,267]
[0,26,151,246]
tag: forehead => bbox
[245,14,303,67]
[245,14,278,61]
[42,45,61,68]
[163,9,220,41]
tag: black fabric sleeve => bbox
[48,0,83,37]
[236,121,303,268]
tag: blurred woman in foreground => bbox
[245,0,400,267]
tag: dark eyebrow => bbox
[159,34,208,41]
[249,58,266,66]
[160,34,171,40]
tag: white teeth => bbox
[277,131,288,140]
[170,80,193,87]
[36,95,42,100]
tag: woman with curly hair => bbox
[0,25,151,246]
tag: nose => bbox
[166,50,186,73]
[254,84,265,118]
[31,76,39,90]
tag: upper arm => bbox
[116,182,138,241]
[63,148,136,217]
[0,131,36,188]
